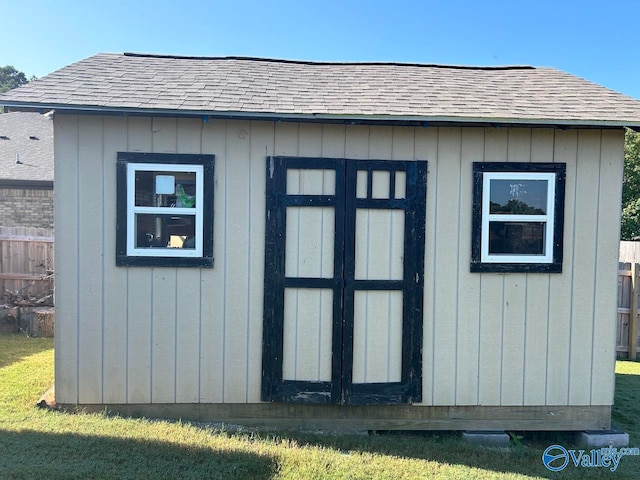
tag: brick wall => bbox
[0,188,54,229]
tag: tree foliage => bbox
[621,128,640,240]
[0,65,30,94]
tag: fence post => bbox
[630,263,639,360]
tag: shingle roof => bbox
[2,52,640,127]
[0,112,53,183]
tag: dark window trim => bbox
[116,152,215,267]
[471,162,566,273]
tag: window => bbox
[116,152,214,267]
[471,162,566,273]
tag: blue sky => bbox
[3,0,640,99]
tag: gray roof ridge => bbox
[121,52,535,70]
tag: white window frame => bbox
[481,171,556,264]
[127,162,204,258]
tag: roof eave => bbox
[2,100,639,129]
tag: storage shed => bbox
[3,53,640,431]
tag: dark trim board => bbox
[3,106,634,131]
[60,403,612,432]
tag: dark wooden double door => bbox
[262,156,427,405]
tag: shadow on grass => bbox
[245,427,639,479]
[0,429,277,480]
[256,429,553,479]
[252,371,640,479]
[0,334,53,369]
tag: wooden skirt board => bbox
[62,403,612,432]
[262,157,427,405]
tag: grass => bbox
[1,335,640,479]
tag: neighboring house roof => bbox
[2,52,640,128]
[0,111,53,185]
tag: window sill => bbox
[116,255,214,267]
[470,261,562,273]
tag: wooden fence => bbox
[0,226,54,303]
[618,262,640,359]
[620,241,640,264]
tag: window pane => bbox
[135,214,196,249]
[135,171,197,208]
[489,179,548,215]
[488,221,545,255]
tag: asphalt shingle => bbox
[2,53,640,127]
[0,112,53,182]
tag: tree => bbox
[621,128,640,240]
[0,65,30,94]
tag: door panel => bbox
[354,209,405,281]
[342,160,426,405]
[286,168,336,195]
[371,170,391,198]
[283,288,333,382]
[285,207,335,278]
[263,156,345,404]
[352,290,403,384]
[263,156,426,405]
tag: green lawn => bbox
[1,334,639,479]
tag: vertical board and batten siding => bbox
[54,115,79,404]
[591,133,625,404]
[54,115,622,409]
[524,128,555,405]
[568,131,600,405]
[476,127,507,406]
[544,130,576,405]
[454,128,483,406]
[102,116,128,404]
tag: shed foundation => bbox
[576,428,629,448]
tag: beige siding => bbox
[55,116,622,411]
[415,127,439,406]
[222,119,251,402]
[523,128,555,405]
[455,128,484,405]
[591,129,624,404]
[175,118,205,403]
[102,116,128,404]
[247,121,270,403]
[199,119,226,403]
[77,116,104,403]
[546,129,577,404]
[126,117,154,403]
[501,128,531,406]
[432,128,462,406]
[54,115,80,404]
[477,128,508,406]
[568,131,601,405]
